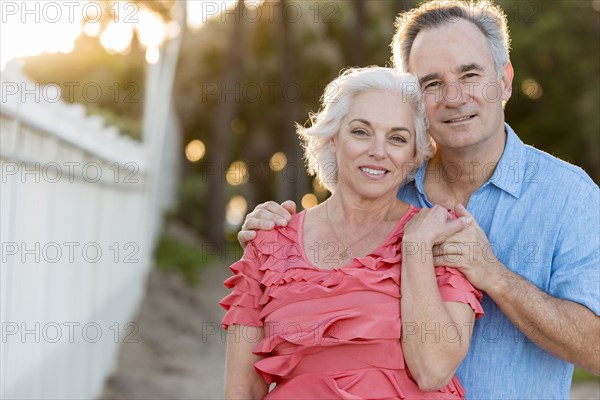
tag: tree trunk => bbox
[278,0,307,205]
[206,0,245,247]
[350,0,365,67]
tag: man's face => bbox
[407,19,513,153]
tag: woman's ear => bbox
[329,136,337,154]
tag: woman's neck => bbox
[325,191,402,226]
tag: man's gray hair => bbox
[392,0,511,76]
[297,66,433,192]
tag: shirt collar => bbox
[412,123,526,199]
[488,123,526,198]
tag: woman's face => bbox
[330,90,417,200]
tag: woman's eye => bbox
[390,136,407,144]
[352,129,368,136]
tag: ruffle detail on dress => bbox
[262,369,465,399]
[220,209,478,399]
[220,242,266,329]
[436,266,484,319]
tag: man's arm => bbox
[237,200,296,247]
[434,205,600,375]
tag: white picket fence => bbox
[0,55,180,399]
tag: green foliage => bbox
[502,0,600,181]
[154,233,213,285]
[176,175,210,234]
[17,1,599,243]
[23,34,146,140]
[572,367,599,383]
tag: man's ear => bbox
[501,61,514,102]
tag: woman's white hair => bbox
[297,66,434,192]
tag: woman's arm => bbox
[400,205,475,391]
[225,325,268,399]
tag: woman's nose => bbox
[367,137,386,159]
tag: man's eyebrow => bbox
[418,73,439,87]
[458,63,484,73]
[418,64,484,86]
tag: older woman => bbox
[220,67,483,399]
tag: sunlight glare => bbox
[82,21,101,38]
[99,21,134,54]
[136,9,166,48]
[0,5,81,70]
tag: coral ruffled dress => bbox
[221,205,483,399]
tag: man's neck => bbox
[423,130,507,208]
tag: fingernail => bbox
[277,218,287,226]
[465,217,472,224]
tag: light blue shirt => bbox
[398,124,600,399]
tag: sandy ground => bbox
[99,225,599,400]
[99,266,230,400]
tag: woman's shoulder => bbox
[249,211,304,251]
[392,202,421,226]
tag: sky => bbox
[0,0,260,70]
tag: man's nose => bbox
[440,82,470,107]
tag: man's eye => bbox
[424,81,440,90]
[464,73,479,79]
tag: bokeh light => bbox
[521,78,543,100]
[226,195,248,226]
[301,193,318,209]
[269,152,287,172]
[185,140,206,162]
[100,22,134,54]
[146,47,160,64]
[226,160,249,186]
[136,9,166,49]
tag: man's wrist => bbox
[481,260,514,296]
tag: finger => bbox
[453,204,473,224]
[281,200,297,216]
[437,217,471,242]
[433,255,463,268]
[258,201,293,224]
[432,243,461,258]
[237,230,257,248]
[241,216,276,231]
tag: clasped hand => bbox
[428,204,502,292]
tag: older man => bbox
[238,1,599,398]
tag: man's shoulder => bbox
[522,144,598,193]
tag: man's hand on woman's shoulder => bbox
[237,200,297,247]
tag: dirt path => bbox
[100,224,599,399]
[100,263,231,400]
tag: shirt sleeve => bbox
[220,242,266,329]
[436,266,484,320]
[548,185,600,316]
